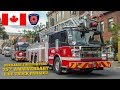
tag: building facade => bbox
[46,11,120,42]
[101,11,120,41]
[46,11,85,28]
[92,11,120,41]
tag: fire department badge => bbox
[28,14,39,25]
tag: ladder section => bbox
[41,16,85,35]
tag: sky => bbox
[0,11,48,33]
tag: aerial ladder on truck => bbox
[26,12,111,74]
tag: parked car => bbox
[4,47,11,57]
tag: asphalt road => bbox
[0,54,120,79]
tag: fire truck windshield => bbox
[16,45,29,51]
[6,49,11,51]
[68,28,103,45]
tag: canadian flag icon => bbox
[2,13,26,26]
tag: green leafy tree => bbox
[109,23,120,53]
[0,27,9,40]
[22,30,36,43]
[22,23,45,43]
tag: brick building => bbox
[46,11,120,42]
[92,11,120,42]
[46,11,85,28]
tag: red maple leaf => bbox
[10,15,18,22]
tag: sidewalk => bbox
[108,59,120,68]
[104,58,120,68]
[110,60,120,68]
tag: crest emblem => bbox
[28,14,39,25]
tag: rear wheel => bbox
[34,56,37,63]
[53,57,62,75]
[30,55,33,63]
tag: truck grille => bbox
[81,47,101,58]
[81,47,101,51]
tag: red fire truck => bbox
[26,14,111,74]
[11,42,29,61]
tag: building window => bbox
[50,17,54,26]
[46,22,49,28]
[61,11,64,19]
[108,18,114,31]
[56,13,59,23]
[70,11,76,15]
[100,21,104,32]
[90,11,93,16]
[60,31,67,42]
[109,37,113,45]
[49,16,52,26]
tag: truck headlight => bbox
[18,53,23,56]
[72,51,80,57]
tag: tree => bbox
[2,31,9,40]
[0,27,9,40]
[22,23,45,43]
[23,29,27,35]
[109,23,120,53]
[21,29,36,43]
[33,23,45,32]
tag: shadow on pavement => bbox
[65,69,120,79]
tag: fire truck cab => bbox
[11,42,29,61]
[47,27,111,74]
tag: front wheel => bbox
[53,57,62,75]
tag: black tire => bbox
[34,56,37,63]
[83,69,93,74]
[30,55,33,63]
[53,57,62,75]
